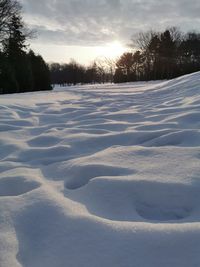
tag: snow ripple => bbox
[1,73,200,266]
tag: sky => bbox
[20,0,200,65]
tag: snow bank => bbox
[0,72,200,267]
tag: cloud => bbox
[20,0,200,46]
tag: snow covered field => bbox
[0,72,200,267]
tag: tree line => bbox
[114,27,200,82]
[1,1,200,92]
[49,27,200,86]
[0,0,52,94]
[49,58,116,86]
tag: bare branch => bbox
[0,0,21,41]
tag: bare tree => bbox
[167,26,183,47]
[131,30,158,51]
[103,57,117,83]
[0,0,21,41]
[95,56,117,83]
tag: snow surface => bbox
[0,72,200,267]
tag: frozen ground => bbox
[0,72,200,267]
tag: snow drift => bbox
[0,72,200,267]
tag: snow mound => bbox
[65,164,133,190]
[1,72,200,267]
[66,174,198,222]
[0,177,40,197]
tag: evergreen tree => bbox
[115,53,136,82]
[3,14,33,92]
[159,30,176,79]
[0,51,18,93]
[0,0,52,94]
[28,50,52,91]
[3,14,25,55]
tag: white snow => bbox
[0,72,200,267]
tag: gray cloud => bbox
[20,0,200,46]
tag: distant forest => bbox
[0,0,52,94]
[1,0,200,94]
[51,27,200,85]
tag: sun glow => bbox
[95,41,127,59]
[31,41,127,65]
